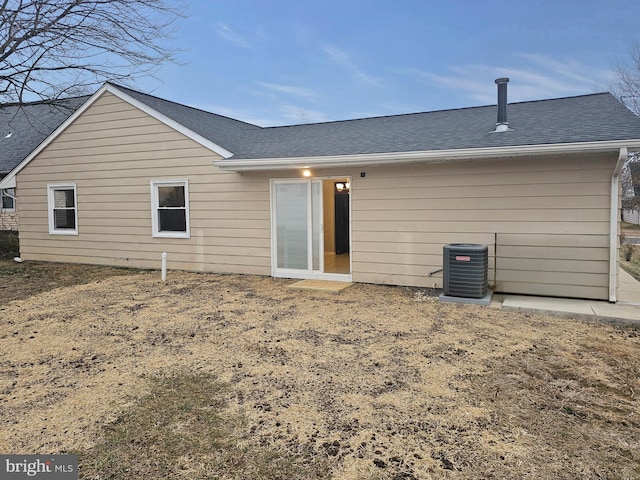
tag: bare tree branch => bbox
[609,43,640,217]
[0,0,184,103]
[621,152,640,214]
[613,41,640,116]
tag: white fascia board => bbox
[0,175,16,188]
[104,84,233,159]
[213,139,640,172]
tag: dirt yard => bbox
[1,261,639,479]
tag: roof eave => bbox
[0,83,236,190]
[212,140,640,172]
[0,174,15,188]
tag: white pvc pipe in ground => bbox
[161,252,167,282]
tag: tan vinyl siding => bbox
[349,154,616,300]
[17,91,271,273]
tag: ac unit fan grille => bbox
[443,244,488,298]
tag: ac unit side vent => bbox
[443,244,489,299]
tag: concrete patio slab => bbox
[618,267,640,305]
[501,295,640,327]
[496,268,640,327]
[288,279,353,292]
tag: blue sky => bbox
[136,0,640,126]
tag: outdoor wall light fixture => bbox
[302,169,311,177]
[335,182,351,192]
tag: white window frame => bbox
[150,179,190,238]
[1,188,16,212]
[47,183,78,235]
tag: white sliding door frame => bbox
[270,178,352,282]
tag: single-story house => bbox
[1,79,640,302]
[0,97,87,230]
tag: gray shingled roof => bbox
[7,85,636,180]
[117,86,640,160]
[235,93,640,159]
[0,96,88,173]
[113,84,261,154]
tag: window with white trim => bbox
[47,183,78,235]
[1,188,15,211]
[151,179,190,238]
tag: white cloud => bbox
[400,54,615,105]
[192,103,274,126]
[191,102,330,127]
[215,24,252,48]
[401,68,498,104]
[323,45,383,87]
[255,81,317,100]
[517,53,612,87]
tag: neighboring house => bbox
[0,97,88,230]
[623,209,640,224]
[0,185,16,229]
[1,80,640,302]
[622,162,640,224]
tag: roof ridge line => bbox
[107,82,262,129]
[262,92,615,130]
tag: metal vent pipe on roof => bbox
[495,77,510,132]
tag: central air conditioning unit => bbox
[440,244,492,305]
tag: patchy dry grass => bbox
[622,221,640,231]
[1,262,639,479]
[0,258,137,306]
[619,240,640,282]
[80,373,329,479]
[621,258,640,283]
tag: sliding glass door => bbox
[274,181,311,270]
[272,179,330,279]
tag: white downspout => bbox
[609,147,627,303]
